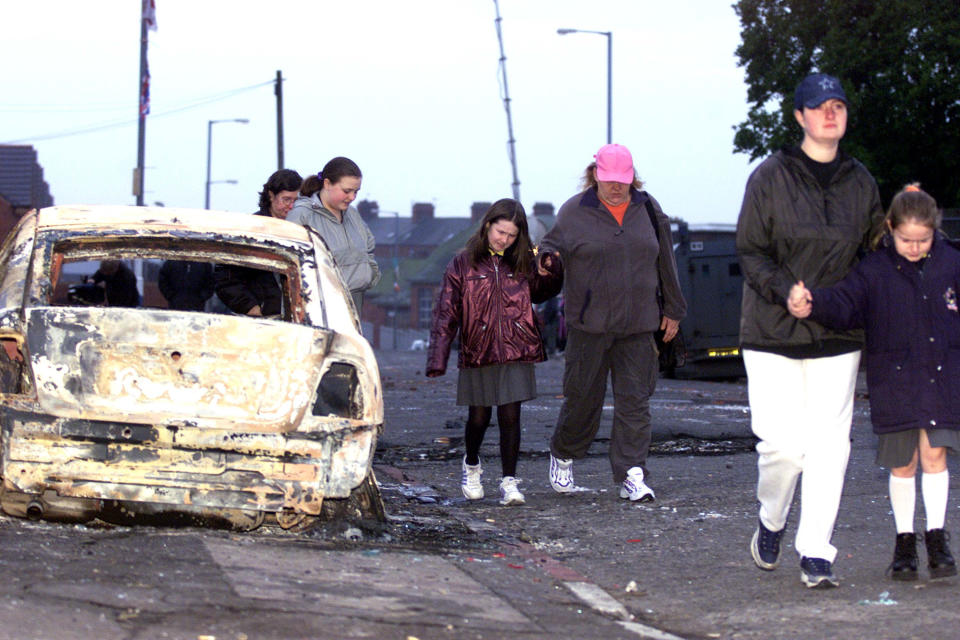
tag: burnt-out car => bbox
[0,205,383,530]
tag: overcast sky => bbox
[1,1,757,225]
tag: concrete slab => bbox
[205,539,535,631]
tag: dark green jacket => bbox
[736,147,884,355]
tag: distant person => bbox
[787,184,958,582]
[158,260,214,311]
[93,260,140,307]
[286,157,380,312]
[214,169,303,317]
[737,73,884,589]
[426,199,561,506]
[555,296,566,353]
[538,143,686,502]
[538,296,560,357]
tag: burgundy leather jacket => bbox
[426,251,562,375]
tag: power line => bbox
[0,104,131,113]
[0,79,274,145]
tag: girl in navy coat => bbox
[788,184,960,581]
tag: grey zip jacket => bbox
[540,188,685,335]
[287,194,380,295]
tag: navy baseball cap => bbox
[794,73,848,110]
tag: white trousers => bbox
[744,349,861,563]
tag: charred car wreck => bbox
[0,205,383,530]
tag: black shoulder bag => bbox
[643,198,686,373]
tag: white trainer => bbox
[461,456,483,500]
[499,476,525,506]
[620,466,655,502]
[549,453,576,493]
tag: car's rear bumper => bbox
[1,410,379,519]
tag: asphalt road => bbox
[377,349,960,640]
[0,349,958,640]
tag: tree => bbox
[733,0,960,207]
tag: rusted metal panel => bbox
[26,307,331,429]
[34,205,313,245]
[0,211,36,319]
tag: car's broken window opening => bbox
[40,237,306,323]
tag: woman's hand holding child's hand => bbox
[787,281,813,318]
[537,251,554,276]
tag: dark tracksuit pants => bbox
[550,326,659,483]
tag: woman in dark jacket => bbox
[426,199,561,506]
[788,185,959,582]
[214,169,302,317]
[538,143,685,503]
[158,260,214,311]
[737,73,884,589]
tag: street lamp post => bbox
[557,28,612,144]
[205,118,249,209]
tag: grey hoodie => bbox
[287,195,380,304]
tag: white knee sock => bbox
[889,474,916,534]
[922,469,949,531]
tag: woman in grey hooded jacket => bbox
[287,156,380,311]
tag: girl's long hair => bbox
[873,183,941,248]
[886,183,941,231]
[464,198,533,274]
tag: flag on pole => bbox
[140,63,150,116]
[142,0,157,31]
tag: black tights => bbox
[463,402,521,477]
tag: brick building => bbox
[0,145,54,243]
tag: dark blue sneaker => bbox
[750,519,784,570]
[800,556,839,588]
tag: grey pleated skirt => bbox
[876,428,960,469]
[456,362,536,407]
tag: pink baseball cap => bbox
[594,143,634,184]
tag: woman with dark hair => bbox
[286,157,379,311]
[258,168,304,219]
[426,199,561,506]
[214,169,303,317]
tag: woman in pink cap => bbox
[537,143,686,502]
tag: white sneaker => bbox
[620,466,655,502]
[549,453,576,493]
[499,476,525,506]
[461,456,483,500]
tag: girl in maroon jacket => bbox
[789,185,960,581]
[426,199,561,506]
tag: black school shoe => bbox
[886,533,918,581]
[925,528,958,580]
[800,556,839,589]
